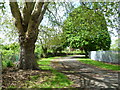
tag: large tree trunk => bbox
[19,37,38,69]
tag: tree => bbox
[9,1,49,69]
[0,9,18,44]
[63,5,111,57]
[37,26,56,57]
[47,33,66,54]
[37,26,66,57]
[8,1,74,69]
[111,38,120,51]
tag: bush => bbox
[1,50,19,62]
[2,59,14,69]
[35,46,43,59]
[2,60,7,69]
[0,43,19,69]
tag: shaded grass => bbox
[7,55,73,88]
[78,58,120,71]
[25,56,73,88]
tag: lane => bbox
[51,55,119,88]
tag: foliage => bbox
[43,2,75,27]
[63,49,85,54]
[0,3,18,44]
[110,38,120,51]
[63,5,111,54]
[80,2,119,31]
[79,58,120,71]
[37,26,66,56]
[0,43,19,69]
[47,33,66,53]
[35,45,43,59]
[2,59,14,69]
[0,2,5,13]
[1,43,19,52]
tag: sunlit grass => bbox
[38,55,73,70]
[78,58,120,71]
[38,57,62,70]
[28,71,72,88]
[25,56,73,88]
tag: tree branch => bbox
[9,0,23,33]
[82,2,102,16]
[31,1,44,20]
[22,2,35,29]
[36,2,49,28]
[26,1,44,38]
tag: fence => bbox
[89,51,120,64]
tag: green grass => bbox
[28,71,72,88]
[25,56,73,88]
[38,56,63,70]
[37,55,73,70]
[78,58,120,71]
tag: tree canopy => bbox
[63,5,111,56]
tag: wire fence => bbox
[90,51,120,64]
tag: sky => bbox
[0,1,119,46]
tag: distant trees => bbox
[63,5,111,57]
[37,26,66,57]
[47,33,66,54]
[111,38,120,51]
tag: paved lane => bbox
[51,55,119,89]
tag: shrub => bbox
[0,43,19,69]
[35,46,43,59]
[2,59,14,69]
[2,60,7,69]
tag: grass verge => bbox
[25,56,73,88]
[78,58,120,71]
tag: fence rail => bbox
[90,51,120,64]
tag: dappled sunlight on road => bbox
[51,55,119,88]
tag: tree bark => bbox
[19,39,38,69]
[84,49,89,58]
[9,1,49,69]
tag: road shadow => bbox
[51,58,119,89]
